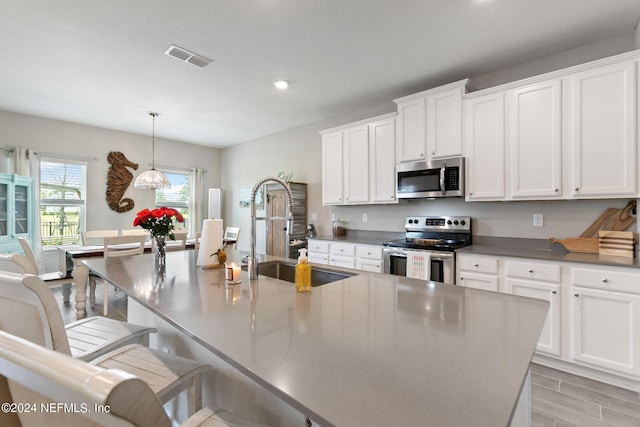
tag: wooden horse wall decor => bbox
[106,151,139,213]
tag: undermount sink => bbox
[243,260,356,286]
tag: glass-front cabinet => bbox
[0,174,34,253]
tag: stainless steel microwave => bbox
[396,157,464,199]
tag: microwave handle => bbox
[440,164,446,196]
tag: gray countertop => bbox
[459,236,640,269]
[83,250,548,427]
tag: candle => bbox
[225,262,241,284]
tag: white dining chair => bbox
[167,229,188,251]
[223,226,241,250]
[18,237,75,305]
[81,229,119,245]
[91,234,146,315]
[120,228,150,238]
[0,271,210,418]
[0,330,266,427]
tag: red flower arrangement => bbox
[133,207,184,239]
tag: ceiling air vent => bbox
[164,45,212,68]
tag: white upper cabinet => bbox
[343,125,370,204]
[464,92,505,200]
[428,85,464,159]
[395,97,426,162]
[464,51,640,201]
[320,113,397,205]
[394,80,470,163]
[568,61,637,198]
[321,131,344,205]
[509,79,562,199]
[369,117,397,203]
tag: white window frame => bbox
[155,167,192,233]
[39,157,87,248]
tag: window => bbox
[155,170,191,231]
[40,159,86,246]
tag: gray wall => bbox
[0,110,221,231]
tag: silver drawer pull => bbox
[474,263,479,267]
[574,293,579,297]
[528,269,533,273]
[552,290,557,294]
[602,278,608,283]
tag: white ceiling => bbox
[1,0,639,148]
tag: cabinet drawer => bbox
[330,242,356,257]
[457,254,499,274]
[506,260,561,282]
[357,259,382,273]
[309,254,329,265]
[329,255,356,269]
[308,240,329,253]
[571,267,640,295]
[356,244,383,260]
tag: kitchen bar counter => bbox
[83,250,548,426]
[459,236,640,269]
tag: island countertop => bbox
[83,251,548,427]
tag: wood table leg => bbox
[73,264,89,319]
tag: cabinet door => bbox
[369,118,397,203]
[457,272,499,292]
[309,254,329,265]
[428,86,463,158]
[506,279,561,356]
[509,80,562,199]
[329,255,355,270]
[357,259,382,273]
[343,125,369,204]
[571,287,640,376]
[464,93,506,200]
[396,97,426,162]
[12,179,32,238]
[322,131,344,204]
[570,61,636,197]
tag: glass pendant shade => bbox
[134,168,171,189]
[134,112,171,190]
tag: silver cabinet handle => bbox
[554,188,559,192]
[552,290,557,294]
[474,263,479,267]
[574,293,579,297]
[602,278,608,283]
[574,187,579,192]
[528,269,534,273]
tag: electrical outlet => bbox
[311,213,318,221]
[533,214,543,227]
[362,213,368,222]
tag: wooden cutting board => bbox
[548,237,599,253]
[579,200,636,238]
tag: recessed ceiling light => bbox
[274,80,289,90]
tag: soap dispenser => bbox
[295,248,311,292]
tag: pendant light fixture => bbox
[134,112,171,189]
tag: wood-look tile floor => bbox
[52,284,640,427]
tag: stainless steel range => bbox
[383,216,472,284]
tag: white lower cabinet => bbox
[308,239,329,265]
[506,278,561,357]
[457,252,640,385]
[308,239,383,273]
[569,266,640,377]
[456,253,500,291]
[356,244,383,273]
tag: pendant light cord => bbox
[150,112,158,170]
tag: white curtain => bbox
[189,168,204,237]
[28,152,43,261]
[12,147,30,176]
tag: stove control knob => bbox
[454,220,459,225]
[408,219,414,224]
[447,220,452,225]
[460,220,466,226]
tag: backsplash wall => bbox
[331,198,638,239]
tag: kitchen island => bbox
[83,250,548,426]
